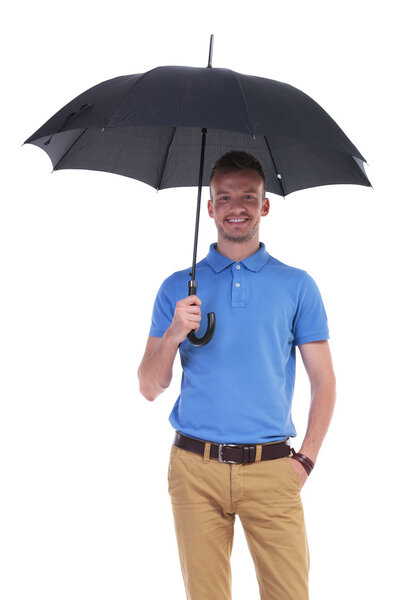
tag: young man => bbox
[138,151,336,600]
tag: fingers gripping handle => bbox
[187,312,216,347]
[187,280,216,347]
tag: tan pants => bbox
[168,439,309,600]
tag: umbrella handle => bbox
[186,280,216,347]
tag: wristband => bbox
[290,448,315,476]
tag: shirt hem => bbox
[295,332,330,345]
[149,330,165,338]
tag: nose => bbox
[228,196,247,211]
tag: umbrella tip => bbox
[207,34,214,68]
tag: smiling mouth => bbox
[226,218,249,224]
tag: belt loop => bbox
[255,444,262,462]
[203,441,211,463]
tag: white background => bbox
[1,1,399,598]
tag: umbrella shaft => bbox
[207,34,214,68]
[191,128,207,283]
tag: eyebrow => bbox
[216,189,258,195]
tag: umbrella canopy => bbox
[24,45,371,346]
[24,65,371,197]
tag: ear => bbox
[207,198,214,218]
[261,197,270,217]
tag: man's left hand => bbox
[289,457,309,488]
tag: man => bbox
[138,151,336,600]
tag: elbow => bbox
[137,376,155,401]
[137,366,168,402]
[139,385,165,402]
[139,382,157,402]
[140,382,168,402]
[137,373,160,402]
[137,366,154,401]
[142,390,156,402]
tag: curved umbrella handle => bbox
[187,311,216,346]
[186,280,216,347]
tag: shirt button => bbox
[236,264,241,269]
[235,282,240,287]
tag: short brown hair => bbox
[209,151,265,186]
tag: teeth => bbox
[228,219,246,222]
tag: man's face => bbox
[208,169,269,243]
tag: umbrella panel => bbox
[28,126,370,197]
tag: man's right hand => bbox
[167,295,202,345]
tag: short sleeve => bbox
[293,272,330,346]
[148,276,176,338]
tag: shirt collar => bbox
[205,242,270,273]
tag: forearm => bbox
[298,377,336,464]
[138,329,180,401]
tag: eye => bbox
[243,195,254,200]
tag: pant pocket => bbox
[285,456,303,490]
[168,445,181,493]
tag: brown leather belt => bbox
[173,431,291,464]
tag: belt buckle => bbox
[218,443,240,464]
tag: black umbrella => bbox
[24,35,371,346]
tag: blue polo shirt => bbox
[149,242,329,444]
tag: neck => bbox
[216,235,261,262]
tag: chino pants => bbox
[167,438,309,600]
